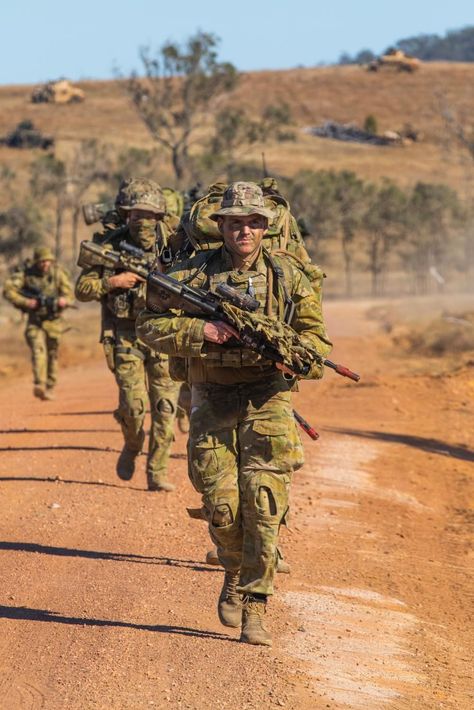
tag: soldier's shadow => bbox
[0,540,219,574]
[0,445,121,453]
[0,604,235,642]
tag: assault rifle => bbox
[78,239,360,438]
[78,239,360,381]
[20,286,76,320]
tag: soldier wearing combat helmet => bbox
[136,181,332,645]
[3,246,74,400]
[75,177,181,490]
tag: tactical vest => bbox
[21,264,63,322]
[168,249,295,377]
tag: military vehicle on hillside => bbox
[1,120,54,149]
[367,49,420,73]
[31,79,85,104]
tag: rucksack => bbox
[180,178,325,296]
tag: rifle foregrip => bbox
[323,359,360,382]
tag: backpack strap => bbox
[262,249,295,325]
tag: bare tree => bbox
[30,141,111,258]
[125,32,238,183]
[362,180,408,295]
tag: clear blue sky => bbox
[1,0,472,84]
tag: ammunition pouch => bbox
[168,356,188,382]
[102,336,116,373]
[106,285,145,320]
[201,347,263,368]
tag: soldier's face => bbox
[219,215,267,257]
[128,209,159,224]
[38,259,52,274]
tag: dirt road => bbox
[0,300,472,709]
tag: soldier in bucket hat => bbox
[3,246,74,400]
[136,181,332,645]
[76,178,182,491]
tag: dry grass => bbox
[1,63,474,195]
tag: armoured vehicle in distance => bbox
[31,80,85,104]
[367,49,420,73]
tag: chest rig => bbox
[195,248,295,369]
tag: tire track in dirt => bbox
[282,434,426,708]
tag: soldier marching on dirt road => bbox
[75,178,182,491]
[3,246,75,401]
[136,182,332,645]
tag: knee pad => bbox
[156,398,175,415]
[211,503,234,528]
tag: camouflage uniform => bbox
[3,246,74,398]
[75,178,180,489]
[136,183,332,597]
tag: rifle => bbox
[20,286,77,320]
[78,239,360,438]
[78,239,360,381]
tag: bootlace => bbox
[224,571,240,600]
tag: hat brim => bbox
[34,253,55,262]
[210,206,274,221]
[120,203,165,215]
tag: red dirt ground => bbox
[0,298,472,709]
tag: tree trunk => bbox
[342,238,353,297]
[171,146,185,184]
[55,197,64,259]
[71,206,80,261]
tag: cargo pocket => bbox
[250,417,304,472]
[188,435,222,493]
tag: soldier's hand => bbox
[108,272,145,289]
[203,321,239,344]
[26,298,38,310]
[57,297,67,309]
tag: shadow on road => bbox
[0,541,219,573]
[0,475,144,490]
[0,428,118,435]
[44,410,115,417]
[0,605,234,641]
[0,445,121,454]
[328,427,474,462]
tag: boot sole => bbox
[218,605,242,628]
[239,633,272,647]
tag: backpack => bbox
[180,178,325,296]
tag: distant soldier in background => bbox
[75,178,182,491]
[3,246,74,400]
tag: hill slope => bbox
[0,62,473,193]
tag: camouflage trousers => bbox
[25,319,62,389]
[113,328,180,486]
[188,376,304,596]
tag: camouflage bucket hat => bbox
[115,177,166,215]
[210,181,275,221]
[33,246,55,262]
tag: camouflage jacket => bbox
[3,261,74,323]
[75,217,183,323]
[136,246,332,386]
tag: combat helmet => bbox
[115,177,166,216]
[33,246,55,262]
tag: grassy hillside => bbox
[1,62,474,193]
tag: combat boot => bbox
[240,595,272,647]
[116,446,140,480]
[43,388,55,401]
[33,385,46,400]
[218,570,242,628]
[205,547,220,566]
[147,478,175,492]
[276,548,291,574]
